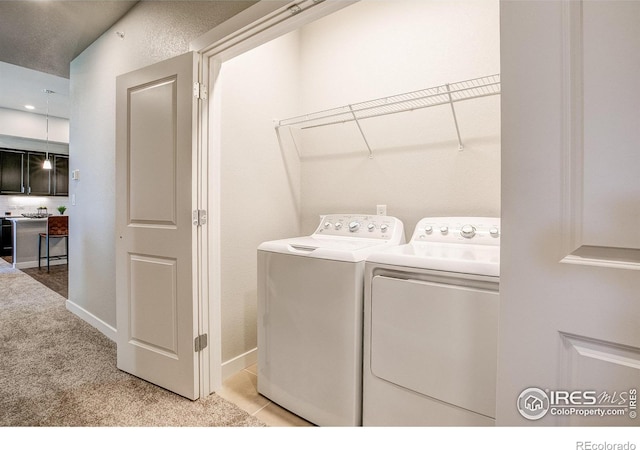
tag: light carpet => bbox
[0,259,264,427]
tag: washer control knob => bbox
[440,226,449,234]
[380,224,389,233]
[334,222,342,230]
[490,227,500,237]
[349,221,360,232]
[424,225,433,234]
[367,223,375,232]
[460,224,476,238]
[324,222,332,229]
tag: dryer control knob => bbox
[460,224,476,238]
[324,222,332,229]
[349,221,360,232]
[335,223,343,230]
[380,224,389,233]
[424,225,433,234]
[440,226,449,234]
[490,227,500,237]
[367,223,375,232]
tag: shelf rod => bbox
[445,83,464,151]
[348,104,374,158]
[279,79,500,129]
[296,90,499,131]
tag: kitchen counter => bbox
[5,217,67,269]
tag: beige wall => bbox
[217,31,302,362]
[69,1,256,330]
[297,0,501,234]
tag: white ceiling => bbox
[0,1,139,120]
[0,62,70,119]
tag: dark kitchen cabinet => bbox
[0,148,68,196]
[0,150,25,194]
[27,153,51,195]
[53,155,69,196]
[0,218,12,257]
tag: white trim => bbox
[14,259,66,270]
[221,348,258,382]
[65,299,117,342]
[205,58,224,393]
[192,1,356,60]
[195,50,211,399]
[190,1,290,53]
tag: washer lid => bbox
[258,214,405,263]
[258,235,403,263]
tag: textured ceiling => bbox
[0,1,139,79]
[0,1,138,120]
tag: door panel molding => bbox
[560,332,640,426]
[562,246,640,270]
[128,254,179,357]
[128,76,178,227]
[560,0,640,269]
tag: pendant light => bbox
[43,89,54,170]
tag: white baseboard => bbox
[222,347,257,381]
[15,260,67,270]
[65,299,117,342]
[64,299,256,381]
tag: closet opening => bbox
[204,0,500,390]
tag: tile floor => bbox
[217,364,313,427]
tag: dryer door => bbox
[370,275,499,418]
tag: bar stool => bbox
[38,216,69,272]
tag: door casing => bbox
[193,0,358,392]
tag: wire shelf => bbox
[277,74,500,130]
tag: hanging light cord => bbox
[43,89,54,170]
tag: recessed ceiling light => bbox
[25,105,35,110]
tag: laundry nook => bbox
[3,0,638,440]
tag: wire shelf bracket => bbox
[275,74,500,157]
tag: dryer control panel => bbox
[314,214,404,242]
[411,217,500,246]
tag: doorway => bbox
[198,0,501,391]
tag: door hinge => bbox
[194,334,208,352]
[193,82,208,100]
[192,209,207,227]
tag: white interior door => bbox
[498,0,640,425]
[115,52,200,400]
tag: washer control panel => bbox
[314,214,403,241]
[411,217,500,245]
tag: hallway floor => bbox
[1,255,308,426]
[218,364,313,427]
[1,256,68,298]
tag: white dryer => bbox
[363,217,500,426]
[257,214,404,426]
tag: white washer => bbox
[363,217,500,426]
[257,214,405,426]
